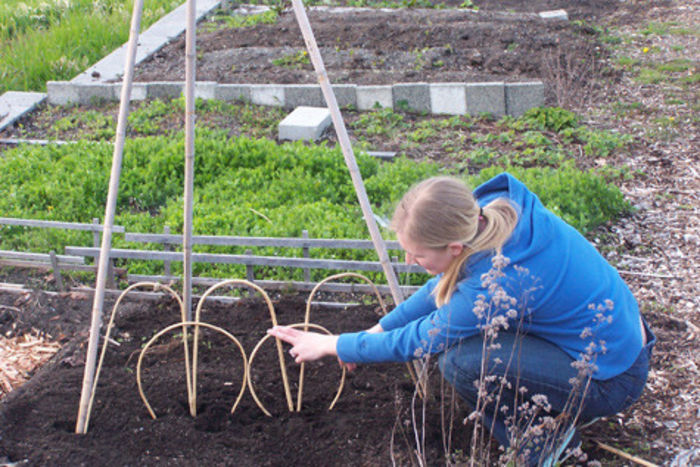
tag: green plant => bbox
[203,9,278,32]
[127,98,173,135]
[520,107,579,132]
[413,47,430,70]
[272,50,310,69]
[351,107,406,137]
[53,109,115,140]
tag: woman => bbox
[268,172,654,464]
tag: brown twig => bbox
[596,441,658,467]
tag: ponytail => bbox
[433,198,518,306]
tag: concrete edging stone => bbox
[1,2,562,133]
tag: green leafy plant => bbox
[272,50,310,69]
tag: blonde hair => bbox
[391,176,518,307]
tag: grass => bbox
[201,8,278,33]
[0,0,183,94]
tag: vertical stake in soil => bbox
[183,0,196,321]
[75,0,145,435]
[290,0,424,396]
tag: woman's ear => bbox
[447,242,464,257]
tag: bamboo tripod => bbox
[75,0,423,434]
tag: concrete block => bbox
[285,85,323,109]
[129,83,148,101]
[465,82,505,117]
[505,81,545,117]
[539,9,568,21]
[147,81,184,100]
[194,81,217,100]
[76,83,118,104]
[366,150,396,160]
[356,85,393,110]
[331,84,357,108]
[430,83,467,115]
[251,84,285,107]
[214,84,251,102]
[278,106,332,141]
[393,83,430,113]
[0,91,46,132]
[47,81,79,105]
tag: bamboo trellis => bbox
[76,0,423,433]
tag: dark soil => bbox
[0,282,694,466]
[132,0,640,106]
[1,0,698,465]
[0,288,474,465]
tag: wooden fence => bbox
[0,217,125,290]
[0,217,423,295]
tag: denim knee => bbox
[438,342,482,403]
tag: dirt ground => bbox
[133,0,631,107]
[0,288,476,465]
[1,0,698,465]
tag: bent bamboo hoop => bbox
[193,279,293,414]
[301,272,419,407]
[248,322,345,416]
[136,321,247,419]
[84,282,189,431]
[298,272,388,411]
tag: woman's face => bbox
[397,232,463,276]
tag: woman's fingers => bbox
[267,325,302,345]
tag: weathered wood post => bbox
[302,230,311,282]
[49,250,64,291]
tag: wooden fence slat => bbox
[65,246,425,273]
[0,217,125,233]
[124,232,402,250]
[0,250,85,264]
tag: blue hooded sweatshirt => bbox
[336,173,644,380]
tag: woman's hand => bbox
[267,326,339,364]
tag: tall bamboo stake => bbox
[290,0,425,395]
[75,0,145,434]
[183,0,196,321]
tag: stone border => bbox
[0,3,564,133]
[46,79,544,117]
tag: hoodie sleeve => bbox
[378,277,439,331]
[337,280,482,363]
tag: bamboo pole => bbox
[183,0,196,320]
[290,0,425,396]
[75,0,145,434]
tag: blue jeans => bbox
[438,318,655,463]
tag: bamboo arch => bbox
[247,322,345,417]
[193,279,293,414]
[136,320,247,419]
[297,273,389,412]
[84,282,189,431]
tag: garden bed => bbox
[131,0,631,108]
[0,287,475,465]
